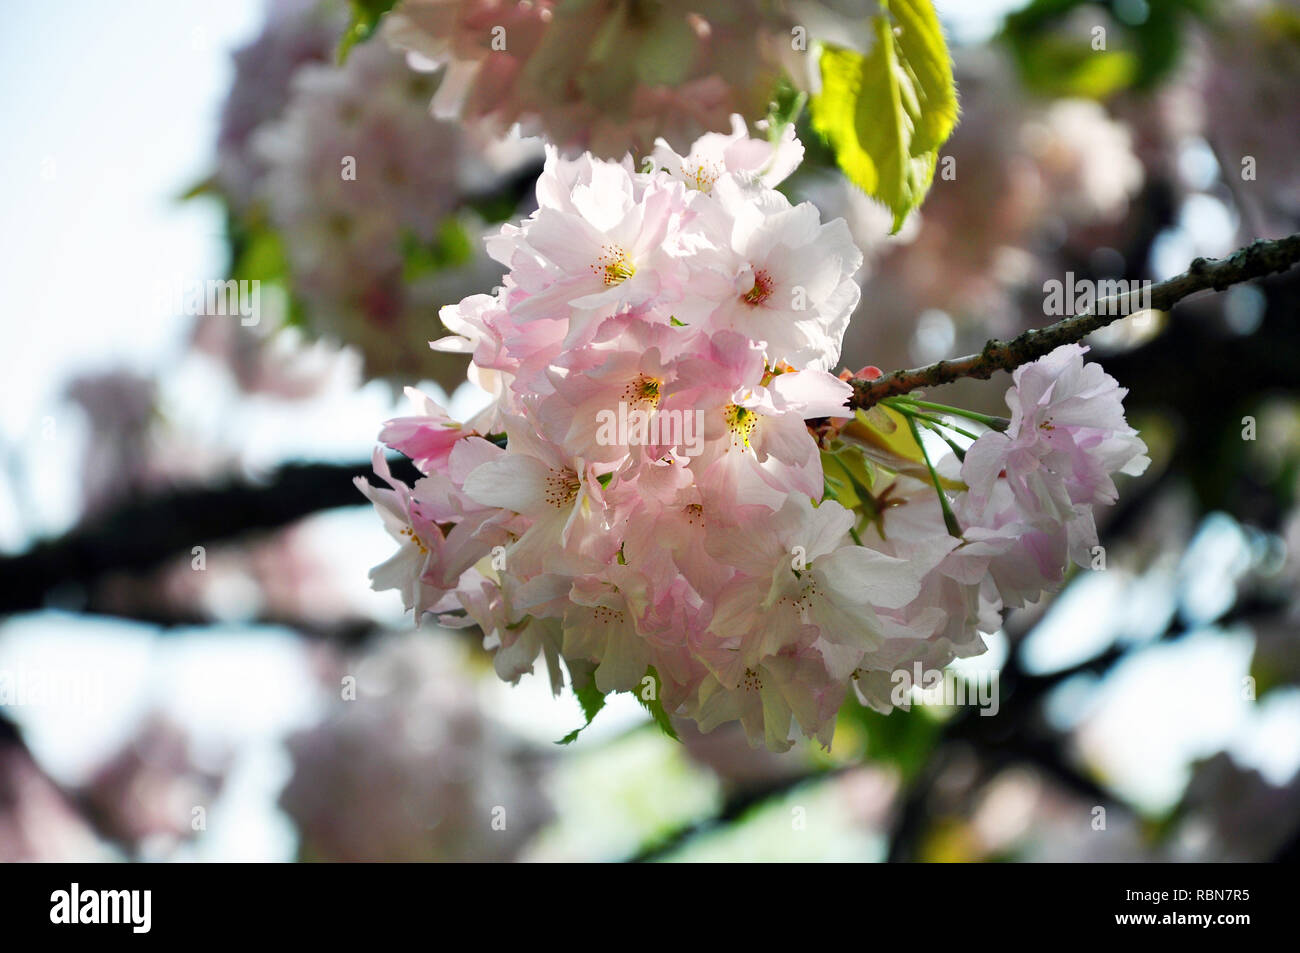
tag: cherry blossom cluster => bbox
[251,36,537,385]
[359,119,1149,750]
[215,0,540,387]
[382,0,820,157]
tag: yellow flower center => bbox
[682,159,722,192]
[622,374,662,408]
[724,403,759,449]
[741,268,774,306]
[591,244,635,286]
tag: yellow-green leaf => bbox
[810,0,959,232]
[842,406,964,490]
[846,405,928,470]
[338,0,398,63]
[821,450,862,508]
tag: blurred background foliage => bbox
[1,0,1299,861]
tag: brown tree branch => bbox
[848,233,1300,410]
[0,458,419,616]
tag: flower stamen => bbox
[591,244,636,286]
[724,403,759,449]
[622,374,661,408]
[741,268,774,306]
[544,467,581,507]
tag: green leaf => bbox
[557,671,608,745]
[821,451,861,509]
[557,666,681,744]
[401,219,476,282]
[338,0,399,63]
[766,77,808,143]
[231,224,290,285]
[836,444,879,497]
[178,174,219,202]
[845,405,928,472]
[841,406,965,490]
[222,215,310,329]
[634,668,680,742]
[821,445,880,510]
[840,699,944,783]
[1005,38,1138,99]
[1000,0,1209,97]
[809,0,959,232]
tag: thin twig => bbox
[848,233,1300,410]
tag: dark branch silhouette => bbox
[0,458,418,616]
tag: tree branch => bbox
[848,232,1300,409]
[0,458,419,617]
[6,238,1298,618]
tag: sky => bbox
[0,0,260,407]
[0,0,260,544]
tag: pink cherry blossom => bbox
[675,176,863,371]
[964,346,1146,509]
[379,387,464,473]
[359,121,1147,751]
[354,448,449,616]
[382,0,809,158]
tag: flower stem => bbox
[930,428,968,462]
[905,414,962,539]
[889,396,1006,433]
